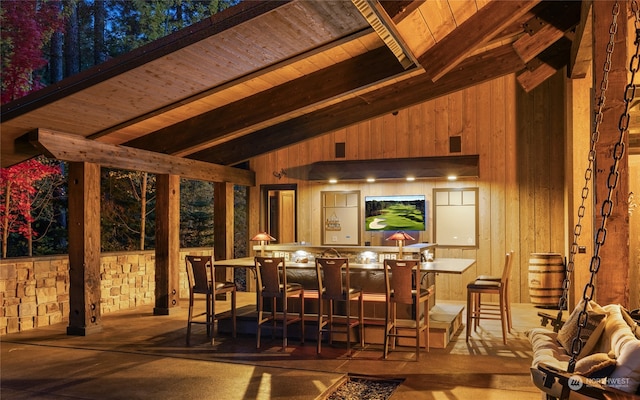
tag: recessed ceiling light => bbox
[447,175,457,181]
[366,178,375,183]
[406,176,415,182]
[329,179,338,184]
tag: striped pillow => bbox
[557,299,607,359]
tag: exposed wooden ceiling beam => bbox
[192,43,526,165]
[380,0,423,23]
[351,0,418,69]
[512,1,581,63]
[29,129,254,185]
[125,45,409,155]
[568,0,593,78]
[0,1,289,121]
[418,0,540,82]
[517,37,573,92]
[91,28,374,141]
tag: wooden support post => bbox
[214,182,234,287]
[154,174,181,315]
[593,0,629,306]
[67,162,102,335]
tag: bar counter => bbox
[214,256,474,274]
[214,255,475,348]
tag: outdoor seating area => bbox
[1,1,639,399]
[0,292,545,400]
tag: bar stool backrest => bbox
[384,259,420,304]
[501,252,514,285]
[255,257,285,297]
[186,255,212,294]
[316,257,349,300]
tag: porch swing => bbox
[528,1,640,399]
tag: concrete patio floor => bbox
[1,292,545,399]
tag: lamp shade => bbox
[386,231,415,241]
[251,232,275,242]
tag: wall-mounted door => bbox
[261,184,296,244]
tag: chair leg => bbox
[466,289,472,341]
[390,304,397,351]
[346,301,351,356]
[271,298,277,341]
[359,295,365,347]
[473,292,480,331]
[282,298,288,350]
[328,300,334,345]
[231,290,237,338]
[206,293,212,338]
[299,293,304,345]
[415,310,420,361]
[256,296,263,349]
[187,294,194,346]
[504,285,513,332]
[424,298,430,353]
[383,301,390,359]
[317,299,324,354]
[499,290,507,344]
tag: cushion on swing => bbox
[574,353,617,378]
[608,340,640,394]
[602,305,640,394]
[526,328,570,370]
[556,299,607,359]
[621,307,640,339]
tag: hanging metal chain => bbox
[567,0,640,374]
[555,0,621,330]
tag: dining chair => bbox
[466,251,514,344]
[255,256,305,350]
[383,259,432,360]
[185,255,237,346]
[315,257,364,355]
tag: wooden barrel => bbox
[528,253,565,308]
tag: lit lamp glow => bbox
[251,232,275,256]
[386,231,415,259]
[360,251,377,264]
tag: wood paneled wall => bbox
[248,71,637,307]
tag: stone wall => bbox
[0,248,212,335]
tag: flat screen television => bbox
[364,195,426,231]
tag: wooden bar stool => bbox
[255,256,305,350]
[315,257,364,356]
[383,259,432,360]
[185,255,237,346]
[466,251,514,344]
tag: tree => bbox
[0,0,67,103]
[0,157,63,257]
[180,179,215,248]
[1,0,241,256]
[102,169,156,251]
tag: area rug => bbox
[320,375,404,400]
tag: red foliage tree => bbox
[0,158,62,257]
[1,0,66,104]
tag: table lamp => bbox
[251,232,275,256]
[386,231,415,259]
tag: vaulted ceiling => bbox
[1,0,637,177]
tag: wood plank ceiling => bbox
[1,0,635,176]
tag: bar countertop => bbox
[215,257,475,274]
